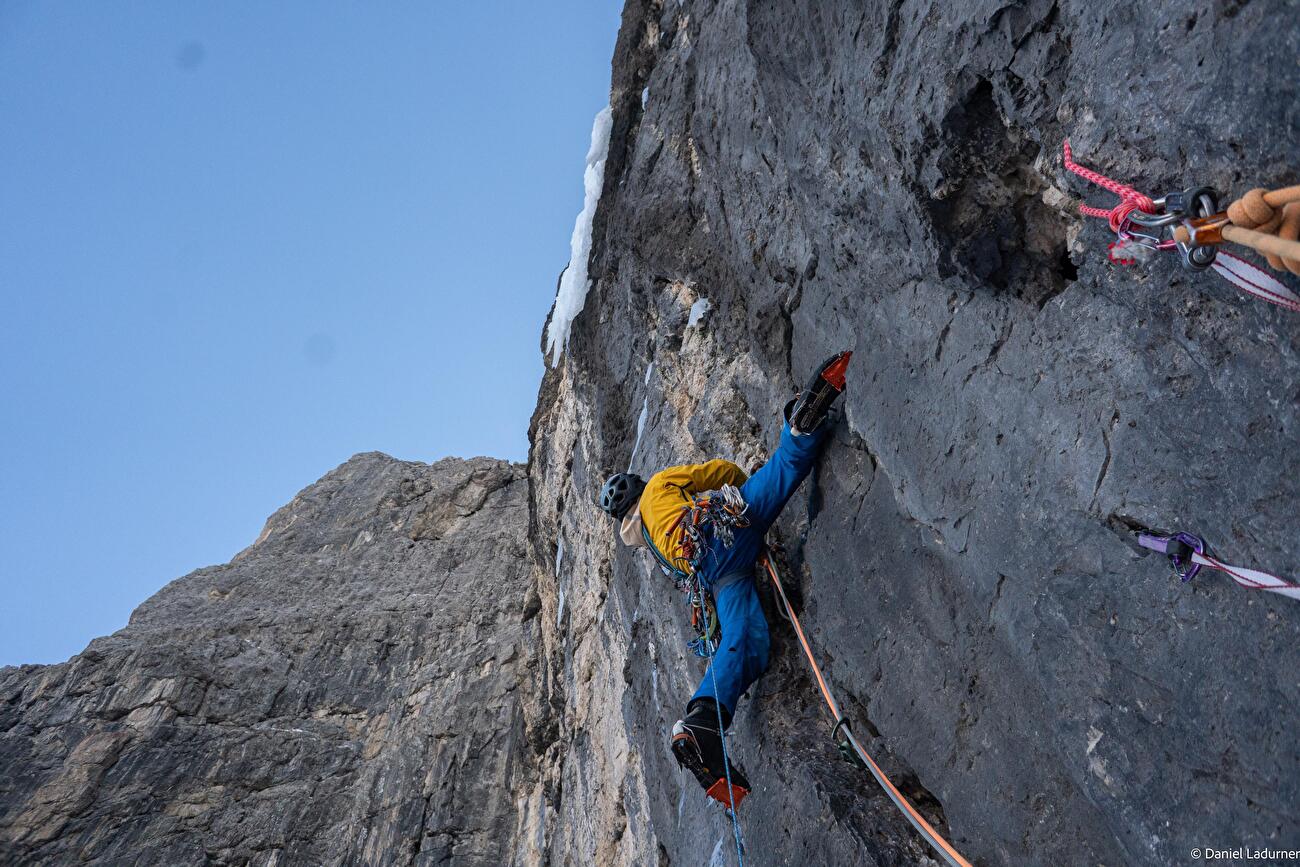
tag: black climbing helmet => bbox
[599,472,646,520]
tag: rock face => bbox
[1,455,540,866]
[3,3,1298,866]
[527,1,1298,865]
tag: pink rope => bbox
[1062,140,1157,232]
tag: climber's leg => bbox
[689,572,769,718]
[737,421,829,532]
[671,567,764,805]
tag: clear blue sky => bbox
[0,3,621,666]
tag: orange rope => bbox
[762,555,973,867]
[1221,224,1300,274]
[763,557,840,716]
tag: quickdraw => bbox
[1062,141,1300,312]
[686,596,719,659]
[1138,530,1300,600]
[669,483,751,569]
[642,484,751,657]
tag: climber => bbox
[598,352,851,807]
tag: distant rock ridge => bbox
[2,454,542,866]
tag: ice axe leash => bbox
[761,551,973,867]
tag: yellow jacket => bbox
[640,459,748,572]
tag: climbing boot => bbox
[670,698,750,808]
[786,351,852,434]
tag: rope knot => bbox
[1228,187,1280,231]
[1108,198,1148,233]
[1279,203,1300,276]
[1227,189,1300,274]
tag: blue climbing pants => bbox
[690,421,828,719]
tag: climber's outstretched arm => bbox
[650,459,748,499]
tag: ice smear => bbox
[628,399,649,471]
[688,297,711,327]
[708,835,727,867]
[545,106,614,367]
[627,362,654,471]
[649,638,660,708]
[554,539,567,628]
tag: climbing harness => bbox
[761,550,973,867]
[641,523,718,656]
[1138,531,1300,600]
[644,485,751,657]
[1062,141,1300,312]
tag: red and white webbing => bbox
[1210,251,1300,312]
[1189,550,1300,600]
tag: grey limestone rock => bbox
[1,454,541,866]
[527,1,1299,865]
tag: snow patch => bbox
[545,106,614,367]
[1089,753,1116,788]
[641,87,649,108]
[687,297,711,328]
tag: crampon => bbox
[671,717,750,809]
[788,351,852,433]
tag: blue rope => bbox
[699,586,745,867]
